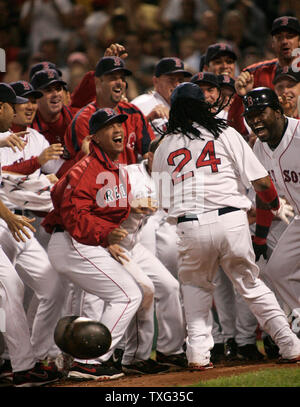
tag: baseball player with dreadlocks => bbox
[152,82,300,370]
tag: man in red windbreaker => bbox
[42,108,143,381]
[64,56,155,164]
[228,16,300,136]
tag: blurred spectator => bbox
[169,0,198,54]
[199,9,220,45]
[84,0,111,44]
[134,2,162,38]
[97,7,132,49]
[224,0,267,50]
[221,9,258,55]
[143,30,173,60]
[178,37,201,73]
[65,52,90,93]
[122,31,157,95]
[278,0,300,22]
[65,4,89,55]
[20,0,73,54]
[240,46,264,70]
[38,39,62,67]
[159,0,221,26]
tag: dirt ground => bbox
[45,359,298,388]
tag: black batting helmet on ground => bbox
[54,316,112,359]
[242,87,283,116]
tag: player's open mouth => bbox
[281,46,291,55]
[112,88,122,96]
[113,136,123,143]
[254,125,267,136]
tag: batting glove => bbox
[271,197,294,224]
[252,236,268,262]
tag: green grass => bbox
[189,367,300,387]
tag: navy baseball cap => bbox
[273,65,300,84]
[30,69,67,90]
[0,83,28,104]
[10,81,43,99]
[89,108,128,134]
[154,57,192,77]
[271,16,300,36]
[217,74,236,91]
[95,57,132,77]
[190,72,220,88]
[170,82,205,107]
[205,43,237,65]
[29,61,62,80]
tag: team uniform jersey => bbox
[131,91,169,136]
[253,117,300,215]
[64,100,155,164]
[228,59,279,136]
[152,124,268,222]
[42,141,131,247]
[0,127,63,176]
[121,160,156,251]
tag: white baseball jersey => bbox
[152,124,268,222]
[253,117,300,215]
[131,91,169,136]
[121,160,156,250]
[0,128,63,175]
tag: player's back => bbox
[152,124,267,220]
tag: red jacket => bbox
[42,141,131,247]
[70,71,96,109]
[31,105,81,177]
[64,100,155,164]
[228,58,279,136]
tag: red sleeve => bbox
[55,151,85,179]
[136,114,156,156]
[2,157,41,174]
[64,105,91,159]
[70,71,96,109]
[227,94,248,136]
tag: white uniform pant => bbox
[0,247,36,372]
[47,231,142,362]
[0,219,64,362]
[264,216,300,316]
[213,267,258,346]
[80,243,185,364]
[177,210,300,366]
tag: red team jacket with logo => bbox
[42,141,131,247]
[64,100,155,164]
[228,58,279,136]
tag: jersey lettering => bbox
[167,141,221,185]
[167,148,193,185]
[283,169,300,184]
[196,140,221,173]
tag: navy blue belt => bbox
[14,209,31,217]
[177,206,240,224]
[53,225,65,233]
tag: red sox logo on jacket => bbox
[127,132,136,150]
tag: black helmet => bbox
[170,82,205,107]
[242,87,282,116]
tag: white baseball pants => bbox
[177,210,300,366]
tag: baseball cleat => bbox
[156,351,188,368]
[122,358,170,375]
[67,361,124,381]
[276,355,300,364]
[224,338,238,361]
[237,344,265,361]
[188,362,214,371]
[0,359,12,380]
[210,343,225,364]
[13,362,62,387]
[263,335,280,359]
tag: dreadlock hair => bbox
[156,98,228,141]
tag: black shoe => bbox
[263,335,280,359]
[13,362,61,387]
[210,343,225,364]
[0,359,12,380]
[67,361,124,381]
[122,358,170,375]
[156,351,187,368]
[224,338,238,361]
[237,344,264,361]
[111,348,124,370]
